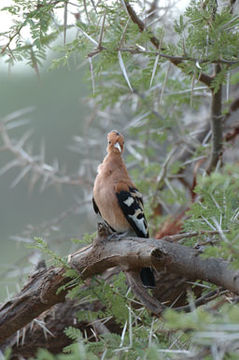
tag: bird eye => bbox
[108,141,111,144]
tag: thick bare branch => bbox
[1,300,92,358]
[1,228,238,344]
[69,233,239,296]
[0,267,68,344]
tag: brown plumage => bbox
[93,130,155,287]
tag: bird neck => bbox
[105,151,122,163]
[103,151,125,173]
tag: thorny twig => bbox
[0,109,91,190]
[174,288,228,313]
[87,44,239,64]
[1,24,24,55]
[165,230,230,243]
[122,0,213,87]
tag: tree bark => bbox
[206,64,223,173]
[0,267,68,344]
[70,234,239,295]
[1,229,239,345]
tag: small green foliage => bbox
[64,326,83,342]
[89,275,129,324]
[3,348,12,360]
[211,65,228,94]
[230,71,239,85]
[164,303,239,352]
[174,15,186,35]
[36,348,56,360]
[37,342,98,360]
[71,232,97,245]
[183,167,239,263]
[29,237,68,267]
[165,306,211,331]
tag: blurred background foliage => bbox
[0,60,92,298]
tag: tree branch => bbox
[206,65,223,173]
[69,232,239,296]
[0,300,97,358]
[123,0,213,87]
[1,227,238,344]
[0,267,68,344]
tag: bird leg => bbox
[97,222,128,241]
[97,222,112,238]
[107,231,129,241]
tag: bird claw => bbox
[97,222,112,238]
[107,231,128,241]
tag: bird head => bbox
[107,130,124,154]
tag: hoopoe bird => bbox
[93,130,155,287]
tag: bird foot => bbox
[107,231,128,241]
[97,222,112,238]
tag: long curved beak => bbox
[114,142,122,152]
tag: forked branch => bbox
[123,0,213,87]
[0,225,238,345]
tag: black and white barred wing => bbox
[115,185,149,238]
